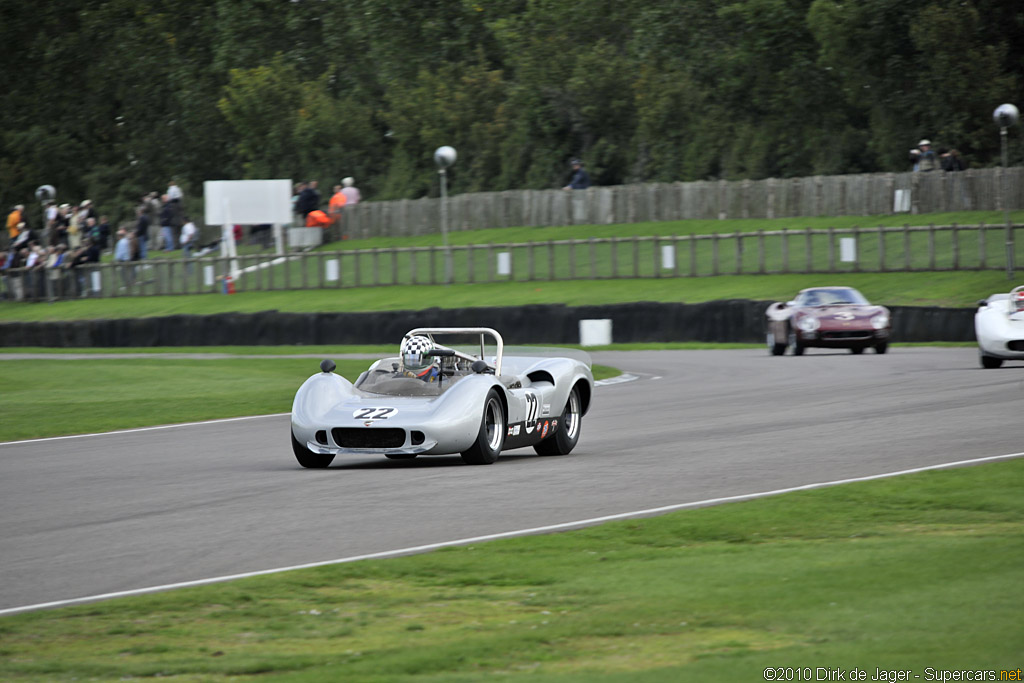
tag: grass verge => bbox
[1,458,1020,681]
[0,356,618,442]
[0,270,1012,323]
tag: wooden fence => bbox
[3,223,1022,302]
[335,167,1024,240]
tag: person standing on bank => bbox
[134,205,150,259]
[340,177,361,205]
[562,158,591,190]
[909,139,939,172]
[159,194,177,251]
[295,180,321,220]
[179,217,197,273]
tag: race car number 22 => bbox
[353,407,397,420]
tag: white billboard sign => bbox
[203,179,293,225]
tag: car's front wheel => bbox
[767,330,786,356]
[461,389,505,465]
[292,432,335,469]
[980,352,1003,369]
[875,342,889,354]
[534,385,583,456]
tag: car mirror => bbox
[977,299,988,307]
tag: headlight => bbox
[871,312,890,330]
[797,316,820,332]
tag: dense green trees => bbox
[1,0,1020,224]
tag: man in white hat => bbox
[909,139,938,172]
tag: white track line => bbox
[2,450,1021,617]
[0,413,291,446]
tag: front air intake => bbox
[331,428,405,449]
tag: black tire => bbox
[767,331,786,356]
[534,386,583,456]
[875,342,889,354]
[980,353,1003,369]
[292,432,334,469]
[788,328,805,356]
[850,346,865,355]
[461,389,505,465]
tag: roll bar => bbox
[404,327,504,375]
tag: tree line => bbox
[1,0,1021,226]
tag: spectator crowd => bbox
[1,180,188,301]
[2,175,362,302]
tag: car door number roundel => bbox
[833,311,855,321]
[353,407,396,420]
[524,393,540,434]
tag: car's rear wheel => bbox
[767,331,786,356]
[461,389,505,465]
[875,342,889,354]
[850,346,865,355]
[292,432,335,469]
[534,385,582,456]
[788,328,805,356]
[980,353,1003,369]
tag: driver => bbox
[400,335,440,382]
[1015,289,1024,314]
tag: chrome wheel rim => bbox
[484,397,504,451]
[564,391,581,440]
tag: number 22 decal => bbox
[524,394,539,434]
[353,407,397,420]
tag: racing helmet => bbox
[1014,289,1024,313]
[401,335,435,371]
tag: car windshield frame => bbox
[355,361,471,397]
[795,287,869,307]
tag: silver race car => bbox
[290,327,594,467]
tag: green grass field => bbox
[1,458,1020,681]
[0,270,1015,323]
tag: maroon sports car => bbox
[765,286,892,356]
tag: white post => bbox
[222,223,239,278]
[273,223,284,255]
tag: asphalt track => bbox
[2,347,1022,615]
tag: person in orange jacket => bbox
[6,204,24,244]
[304,209,331,228]
[328,184,347,236]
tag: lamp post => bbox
[994,104,1019,279]
[434,145,457,284]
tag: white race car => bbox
[291,328,594,467]
[975,285,1024,368]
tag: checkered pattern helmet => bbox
[401,335,434,371]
